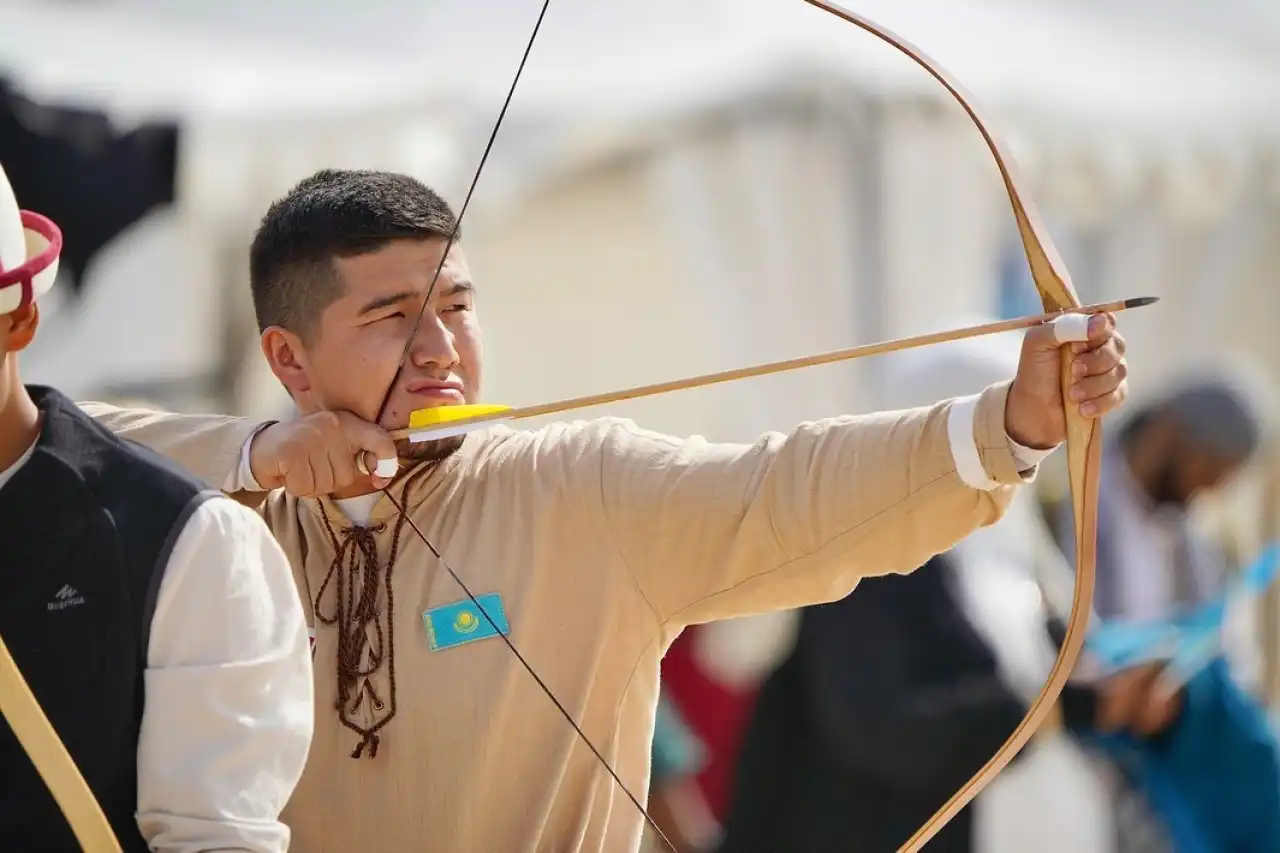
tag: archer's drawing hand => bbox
[249,411,400,496]
[1004,312,1128,449]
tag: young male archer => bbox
[83,168,1130,853]
[0,159,314,852]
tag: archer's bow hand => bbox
[1004,312,1129,450]
[250,410,400,496]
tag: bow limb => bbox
[800,3,1102,850]
[0,634,123,851]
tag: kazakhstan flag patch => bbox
[423,593,510,651]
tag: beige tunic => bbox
[82,380,1032,853]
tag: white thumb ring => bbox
[1051,313,1091,343]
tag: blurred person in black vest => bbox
[0,160,313,851]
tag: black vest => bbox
[0,386,216,852]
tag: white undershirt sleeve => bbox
[946,393,1060,490]
[135,497,313,853]
[221,423,274,493]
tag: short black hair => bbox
[248,169,459,340]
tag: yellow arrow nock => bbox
[405,404,513,443]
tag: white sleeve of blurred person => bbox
[136,497,314,853]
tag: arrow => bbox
[392,296,1158,444]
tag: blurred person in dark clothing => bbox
[715,550,1189,853]
[716,549,1029,853]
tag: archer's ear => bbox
[3,301,39,352]
[260,326,312,396]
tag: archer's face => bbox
[267,237,483,433]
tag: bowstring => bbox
[373,0,546,426]
[366,2,677,849]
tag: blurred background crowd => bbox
[4,0,1280,849]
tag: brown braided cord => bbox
[314,477,417,759]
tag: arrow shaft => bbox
[392,296,1154,441]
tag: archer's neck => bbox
[0,363,40,474]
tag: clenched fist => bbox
[1005,312,1129,449]
[249,410,400,497]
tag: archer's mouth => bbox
[408,387,464,403]
[405,380,465,404]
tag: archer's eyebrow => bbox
[355,282,475,317]
[439,280,475,299]
[357,291,417,317]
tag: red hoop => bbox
[0,210,64,314]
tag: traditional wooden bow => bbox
[807,4,1103,849]
[0,634,123,851]
[367,3,1106,852]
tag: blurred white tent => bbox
[0,3,433,122]
[1052,0,1280,59]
